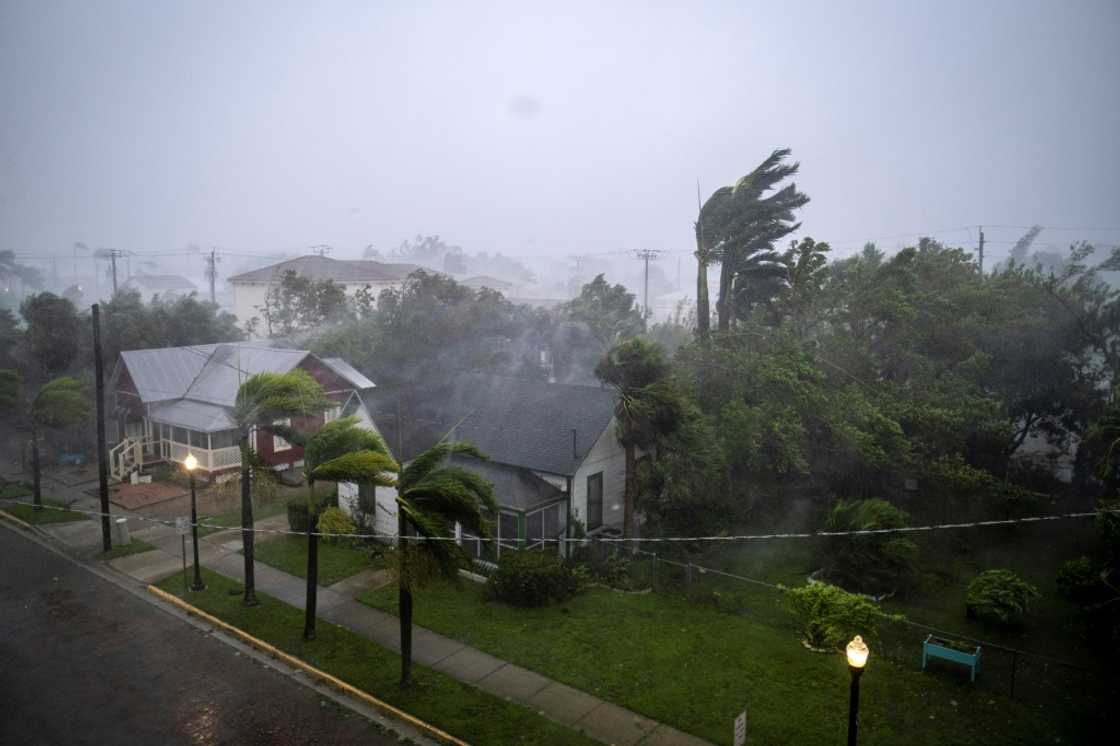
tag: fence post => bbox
[650,552,656,592]
[686,561,693,589]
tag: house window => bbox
[324,405,342,423]
[190,430,208,449]
[543,503,560,538]
[173,427,189,445]
[273,418,292,451]
[587,472,603,531]
[526,509,544,547]
[211,429,238,449]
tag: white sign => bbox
[734,710,747,746]
[175,517,190,536]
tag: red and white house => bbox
[109,343,376,479]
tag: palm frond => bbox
[311,451,399,485]
[400,440,487,490]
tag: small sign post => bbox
[734,710,747,746]
[176,517,189,592]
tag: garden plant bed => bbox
[923,634,981,682]
[155,569,598,746]
[357,579,1079,745]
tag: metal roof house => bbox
[122,273,198,302]
[109,342,375,479]
[354,377,625,556]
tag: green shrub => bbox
[489,550,582,607]
[1056,557,1106,603]
[966,569,1040,626]
[783,582,895,650]
[821,498,919,594]
[286,499,311,532]
[317,506,356,543]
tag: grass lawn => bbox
[250,535,379,586]
[156,569,597,746]
[0,482,32,499]
[2,499,90,524]
[198,500,288,537]
[100,538,157,560]
[358,579,1098,745]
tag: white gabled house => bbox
[345,377,626,555]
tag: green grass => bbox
[0,482,33,499]
[156,569,597,746]
[358,579,1093,745]
[100,538,157,560]
[2,499,90,524]
[198,500,288,537]
[250,535,378,586]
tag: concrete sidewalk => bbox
[101,523,711,746]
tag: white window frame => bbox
[272,418,292,452]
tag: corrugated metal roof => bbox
[120,345,216,403]
[322,358,376,390]
[183,344,308,407]
[149,399,238,432]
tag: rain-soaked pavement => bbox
[0,528,400,745]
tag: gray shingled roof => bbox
[227,255,420,284]
[450,456,565,512]
[361,377,618,477]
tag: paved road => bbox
[0,528,400,745]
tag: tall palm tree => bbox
[233,370,330,606]
[393,441,496,687]
[595,338,684,540]
[277,416,399,640]
[694,186,732,338]
[698,149,809,332]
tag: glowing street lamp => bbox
[184,452,205,592]
[846,635,869,745]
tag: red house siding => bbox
[254,356,354,470]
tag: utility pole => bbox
[206,249,218,303]
[92,304,112,552]
[311,244,331,257]
[109,251,119,294]
[632,249,663,322]
[978,226,985,274]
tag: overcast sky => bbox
[2,0,1118,267]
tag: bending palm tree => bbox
[233,370,331,606]
[279,416,398,640]
[394,441,496,687]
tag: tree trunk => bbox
[622,441,636,540]
[696,245,710,338]
[304,483,318,640]
[240,429,258,606]
[398,511,413,688]
[31,422,42,511]
[717,258,734,331]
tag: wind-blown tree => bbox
[20,293,81,378]
[393,441,496,687]
[233,370,331,606]
[275,416,398,639]
[595,338,685,540]
[697,149,809,332]
[0,372,91,509]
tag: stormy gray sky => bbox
[2,0,1118,267]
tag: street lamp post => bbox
[846,635,869,746]
[184,453,205,592]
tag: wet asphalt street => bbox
[0,528,399,745]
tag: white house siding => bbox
[338,401,400,538]
[570,417,625,533]
[233,279,405,337]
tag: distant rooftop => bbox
[228,255,421,284]
[123,274,197,292]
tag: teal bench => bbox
[922,634,981,682]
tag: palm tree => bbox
[595,338,684,540]
[698,149,809,332]
[276,416,398,640]
[0,372,91,510]
[233,369,330,606]
[393,441,496,687]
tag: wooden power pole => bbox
[92,304,112,552]
[978,226,986,274]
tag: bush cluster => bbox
[965,569,1040,626]
[488,550,582,607]
[783,581,896,650]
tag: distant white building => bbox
[227,255,419,335]
[122,274,198,302]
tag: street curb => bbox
[147,585,470,746]
[0,507,36,532]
